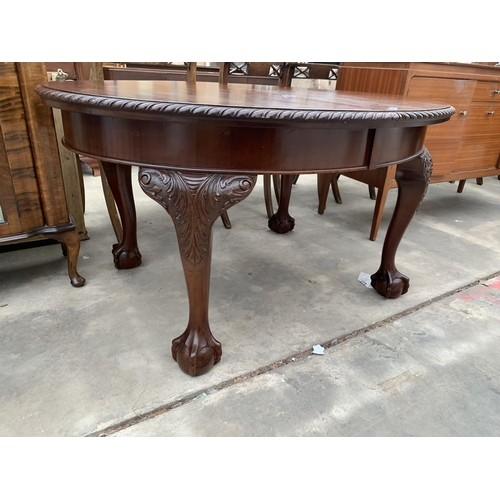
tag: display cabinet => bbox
[0,62,84,286]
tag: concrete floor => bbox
[1,169,500,437]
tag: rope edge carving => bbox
[36,86,456,124]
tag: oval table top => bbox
[36,80,455,128]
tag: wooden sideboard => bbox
[332,62,500,240]
[0,62,84,286]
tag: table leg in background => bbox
[100,161,142,270]
[268,174,295,234]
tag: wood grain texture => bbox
[0,122,23,234]
[0,62,83,287]
[337,65,410,95]
[406,76,475,178]
[52,108,88,239]
[472,81,500,101]
[17,62,69,226]
[0,62,43,234]
[456,102,500,170]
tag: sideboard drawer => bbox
[456,102,500,170]
[472,81,500,101]
[406,77,474,173]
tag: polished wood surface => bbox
[36,80,453,375]
[406,77,474,178]
[39,79,451,117]
[0,62,84,287]
[335,62,500,240]
[38,80,452,175]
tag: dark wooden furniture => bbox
[331,62,500,240]
[36,80,453,375]
[0,62,84,287]
[100,62,341,220]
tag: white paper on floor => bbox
[358,272,373,288]
[312,345,325,355]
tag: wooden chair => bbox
[321,166,398,242]
[456,177,485,193]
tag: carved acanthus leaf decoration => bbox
[421,147,434,184]
[417,147,433,212]
[139,169,256,265]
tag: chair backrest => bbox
[100,62,340,89]
[218,62,339,88]
[101,62,219,82]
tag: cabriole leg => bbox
[268,174,295,234]
[100,161,142,270]
[371,148,433,298]
[46,228,85,287]
[139,168,256,376]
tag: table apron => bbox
[61,111,427,174]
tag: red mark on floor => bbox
[458,276,500,305]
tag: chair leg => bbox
[292,174,300,185]
[369,165,395,242]
[457,179,466,193]
[370,182,390,242]
[220,210,231,229]
[476,177,483,186]
[317,173,331,214]
[99,161,123,242]
[331,173,342,204]
[263,174,274,218]
[368,185,376,200]
[272,175,281,202]
[74,155,86,214]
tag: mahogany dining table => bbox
[36,80,454,376]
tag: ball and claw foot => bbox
[112,243,142,269]
[370,269,410,299]
[268,214,295,234]
[70,274,86,287]
[172,328,222,377]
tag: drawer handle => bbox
[460,110,468,116]
[493,90,500,95]
[487,111,495,115]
